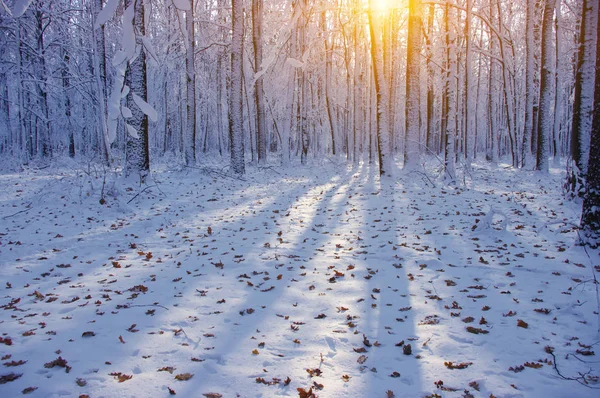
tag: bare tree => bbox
[580,0,600,247]
[229,0,245,174]
[368,0,392,176]
[404,0,422,170]
[535,0,555,173]
[252,0,267,164]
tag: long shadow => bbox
[169,164,363,396]
[0,166,326,397]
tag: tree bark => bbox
[571,0,598,174]
[404,0,422,170]
[368,0,392,176]
[535,0,555,173]
[124,0,150,180]
[185,0,197,165]
[229,0,245,174]
[580,1,600,247]
[253,0,267,164]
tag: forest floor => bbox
[0,157,599,398]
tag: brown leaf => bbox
[306,368,322,377]
[202,394,222,398]
[22,387,38,394]
[0,373,22,384]
[444,361,473,370]
[44,356,71,373]
[297,387,316,398]
[117,374,132,382]
[158,366,176,374]
[3,360,26,367]
[466,327,489,335]
[168,387,176,395]
[175,373,194,381]
[119,335,126,344]
[517,319,529,328]
[357,355,367,364]
[386,390,395,398]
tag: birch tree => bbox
[535,0,555,173]
[229,0,245,174]
[252,0,267,164]
[185,0,197,165]
[580,0,600,247]
[444,2,456,183]
[123,0,150,180]
[569,0,598,193]
[404,0,422,170]
[522,0,536,167]
[368,0,392,176]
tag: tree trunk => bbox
[535,0,555,173]
[369,0,392,176]
[404,0,422,170]
[124,0,150,181]
[425,3,435,154]
[229,0,245,174]
[571,0,598,174]
[444,2,456,182]
[580,1,600,247]
[523,0,536,167]
[185,0,197,165]
[253,0,267,164]
[322,10,337,156]
[464,0,474,164]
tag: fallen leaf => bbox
[175,373,194,381]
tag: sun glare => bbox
[370,0,393,13]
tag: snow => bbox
[94,0,120,28]
[10,0,33,18]
[0,160,598,397]
[132,92,158,122]
[172,0,191,11]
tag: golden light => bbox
[370,0,393,13]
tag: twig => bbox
[127,303,170,310]
[127,185,157,204]
[2,205,33,219]
[547,348,600,389]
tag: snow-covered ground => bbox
[1,159,598,398]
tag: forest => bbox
[0,0,599,397]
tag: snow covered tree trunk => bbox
[353,2,361,165]
[323,10,337,156]
[404,0,422,170]
[571,0,598,175]
[552,0,562,164]
[33,7,51,158]
[124,0,150,181]
[298,0,309,165]
[61,48,74,158]
[496,1,517,167]
[535,0,555,173]
[523,0,536,167]
[93,0,111,164]
[252,0,267,164]
[425,3,435,154]
[229,0,245,174]
[580,1,600,247]
[368,0,392,176]
[185,0,197,165]
[444,2,456,183]
[464,0,474,165]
